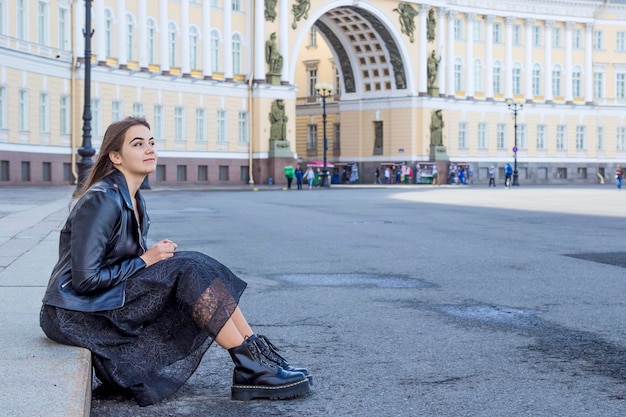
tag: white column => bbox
[585,22,593,103]
[446,10,457,97]
[159,0,169,73]
[254,0,265,81]
[485,15,494,99]
[93,0,105,63]
[202,1,212,78]
[180,0,190,76]
[544,20,554,102]
[436,8,447,95]
[418,4,428,95]
[137,0,148,70]
[279,0,289,83]
[223,0,233,80]
[116,0,127,67]
[524,19,534,101]
[465,13,475,98]
[505,17,514,99]
[565,21,574,103]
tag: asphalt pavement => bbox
[2,183,626,416]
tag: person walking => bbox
[616,164,623,190]
[504,163,513,187]
[39,117,311,407]
[431,165,439,186]
[304,166,315,189]
[375,166,382,184]
[488,165,496,187]
[284,165,295,189]
[295,165,303,190]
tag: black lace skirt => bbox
[40,251,247,406]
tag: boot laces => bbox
[256,334,288,365]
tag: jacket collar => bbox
[104,170,136,211]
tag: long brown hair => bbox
[74,117,151,198]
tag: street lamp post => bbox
[506,98,524,186]
[76,0,95,191]
[315,82,333,187]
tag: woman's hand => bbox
[140,239,178,267]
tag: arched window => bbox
[493,61,502,94]
[211,29,220,73]
[512,62,522,95]
[189,26,199,69]
[473,58,483,93]
[232,33,242,75]
[126,13,135,61]
[572,65,582,98]
[532,63,542,96]
[147,18,157,64]
[104,9,114,57]
[168,21,178,67]
[454,58,463,92]
[552,64,562,97]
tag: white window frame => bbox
[478,123,487,149]
[572,66,582,97]
[536,125,546,150]
[168,22,178,67]
[617,73,626,99]
[147,18,157,64]
[618,127,626,151]
[132,102,144,118]
[232,33,242,75]
[576,126,586,150]
[112,100,122,121]
[573,29,582,49]
[593,30,603,50]
[497,123,506,149]
[58,6,70,50]
[126,13,135,61]
[454,58,463,92]
[307,124,317,150]
[513,25,522,46]
[552,65,562,97]
[493,61,502,94]
[18,89,28,131]
[473,59,483,93]
[238,111,249,144]
[593,71,604,99]
[39,92,49,133]
[190,26,199,69]
[493,23,502,43]
[17,0,27,40]
[60,95,70,135]
[0,86,6,129]
[174,106,184,141]
[617,32,626,52]
[211,29,220,73]
[90,98,102,137]
[552,27,562,48]
[533,26,541,47]
[556,125,566,150]
[104,9,113,57]
[512,63,522,95]
[153,104,163,141]
[458,122,467,149]
[532,64,541,96]
[217,109,227,143]
[454,19,462,40]
[597,126,604,150]
[195,108,206,142]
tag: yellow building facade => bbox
[1,1,626,185]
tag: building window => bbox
[196,108,206,142]
[132,102,144,118]
[578,167,587,179]
[308,68,318,97]
[454,58,462,92]
[557,167,567,179]
[537,125,546,150]
[39,92,49,133]
[63,162,72,182]
[126,13,135,61]
[60,96,70,135]
[198,165,208,181]
[493,61,502,94]
[553,27,562,48]
[217,110,227,143]
[232,0,241,11]
[307,124,317,150]
[147,18,157,64]
[156,165,166,181]
[58,6,70,50]
[104,9,113,56]
[617,127,626,151]
[532,64,541,96]
[497,123,506,149]
[232,34,242,75]
[458,123,467,149]
[573,29,582,49]
[454,19,462,40]
[518,125,527,149]
[572,66,582,98]
[219,165,229,181]
[493,23,502,43]
[18,89,28,131]
[618,32,626,52]
[112,100,122,121]
[240,166,249,182]
[617,73,626,99]
[576,126,586,150]
[593,30,603,50]
[21,161,31,181]
[190,26,199,69]
[333,123,341,150]
[597,126,604,150]
[174,106,184,141]
[1,160,9,181]
[176,165,187,181]
[42,162,51,182]
[593,72,604,99]
[90,98,101,137]
[512,63,522,95]
[211,30,220,73]
[473,59,483,93]
[552,66,562,97]
[169,22,178,67]
[17,0,27,40]
[238,111,248,144]
[309,27,317,47]
[335,67,341,95]
[556,125,566,150]
[0,86,6,129]
[513,25,522,46]
[532,26,541,46]
[478,123,487,149]
[0,0,4,36]
[153,105,163,141]
[473,20,482,42]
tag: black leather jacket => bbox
[42,170,149,312]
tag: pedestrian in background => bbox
[616,164,623,190]
[504,163,513,187]
[39,117,311,407]
[284,165,295,189]
[304,166,315,189]
[295,165,303,190]
[488,165,496,187]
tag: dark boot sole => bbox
[231,378,310,401]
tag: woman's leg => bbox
[214,318,245,349]
[230,307,254,338]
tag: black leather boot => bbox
[228,337,310,401]
[252,334,313,385]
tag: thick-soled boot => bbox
[252,334,313,385]
[228,337,310,401]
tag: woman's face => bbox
[109,124,157,178]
